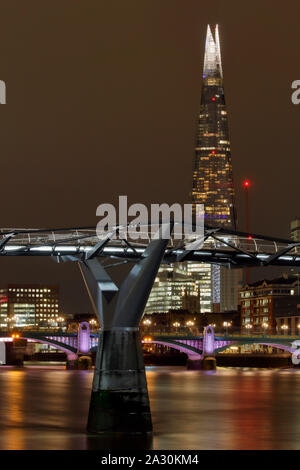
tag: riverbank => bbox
[144,353,293,368]
[16,352,295,369]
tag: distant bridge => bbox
[0,324,299,365]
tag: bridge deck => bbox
[0,225,299,267]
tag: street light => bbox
[173,322,180,333]
[223,321,231,336]
[245,324,253,335]
[262,322,268,337]
[143,319,152,326]
[281,324,288,335]
[89,319,98,330]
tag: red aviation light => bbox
[211,150,215,155]
[243,179,250,188]
[247,235,252,240]
[211,97,216,101]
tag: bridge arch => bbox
[21,335,78,357]
[214,340,294,355]
[142,339,203,360]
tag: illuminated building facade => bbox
[189,24,240,312]
[240,276,300,334]
[145,24,240,316]
[0,284,60,329]
[192,24,236,227]
[144,264,201,315]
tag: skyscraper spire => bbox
[192,24,236,229]
[203,25,223,80]
[190,24,241,314]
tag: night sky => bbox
[0,1,299,313]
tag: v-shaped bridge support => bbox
[78,223,173,434]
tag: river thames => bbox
[1,365,300,450]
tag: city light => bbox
[143,337,153,342]
[11,333,20,339]
[143,319,152,326]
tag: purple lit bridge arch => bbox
[0,324,299,365]
[0,322,98,362]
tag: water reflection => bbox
[85,433,153,450]
[1,365,300,449]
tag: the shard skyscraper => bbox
[189,25,240,312]
[145,25,241,316]
[192,24,236,229]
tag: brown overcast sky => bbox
[0,0,299,312]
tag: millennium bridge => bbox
[1,221,300,434]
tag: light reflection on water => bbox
[1,365,300,449]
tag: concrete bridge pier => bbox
[186,326,216,370]
[5,339,27,366]
[74,321,93,369]
[78,223,172,434]
[202,325,216,370]
[186,355,203,370]
[66,352,79,370]
[88,327,149,433]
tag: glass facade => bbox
[145,25,240,316]
[192,25,236,229]
[189,25,239,313]
[144,264,201,314]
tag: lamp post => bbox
[281,324,288,336]
[173,322,180,334]
[143,318,152,333]
[223,321,231,336]
[57,316,65,332]
[185,320,194,335]
[89,318,98,331]
[245,324,253,336]
[262,322,268,337]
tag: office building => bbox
[0,284,60,329]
